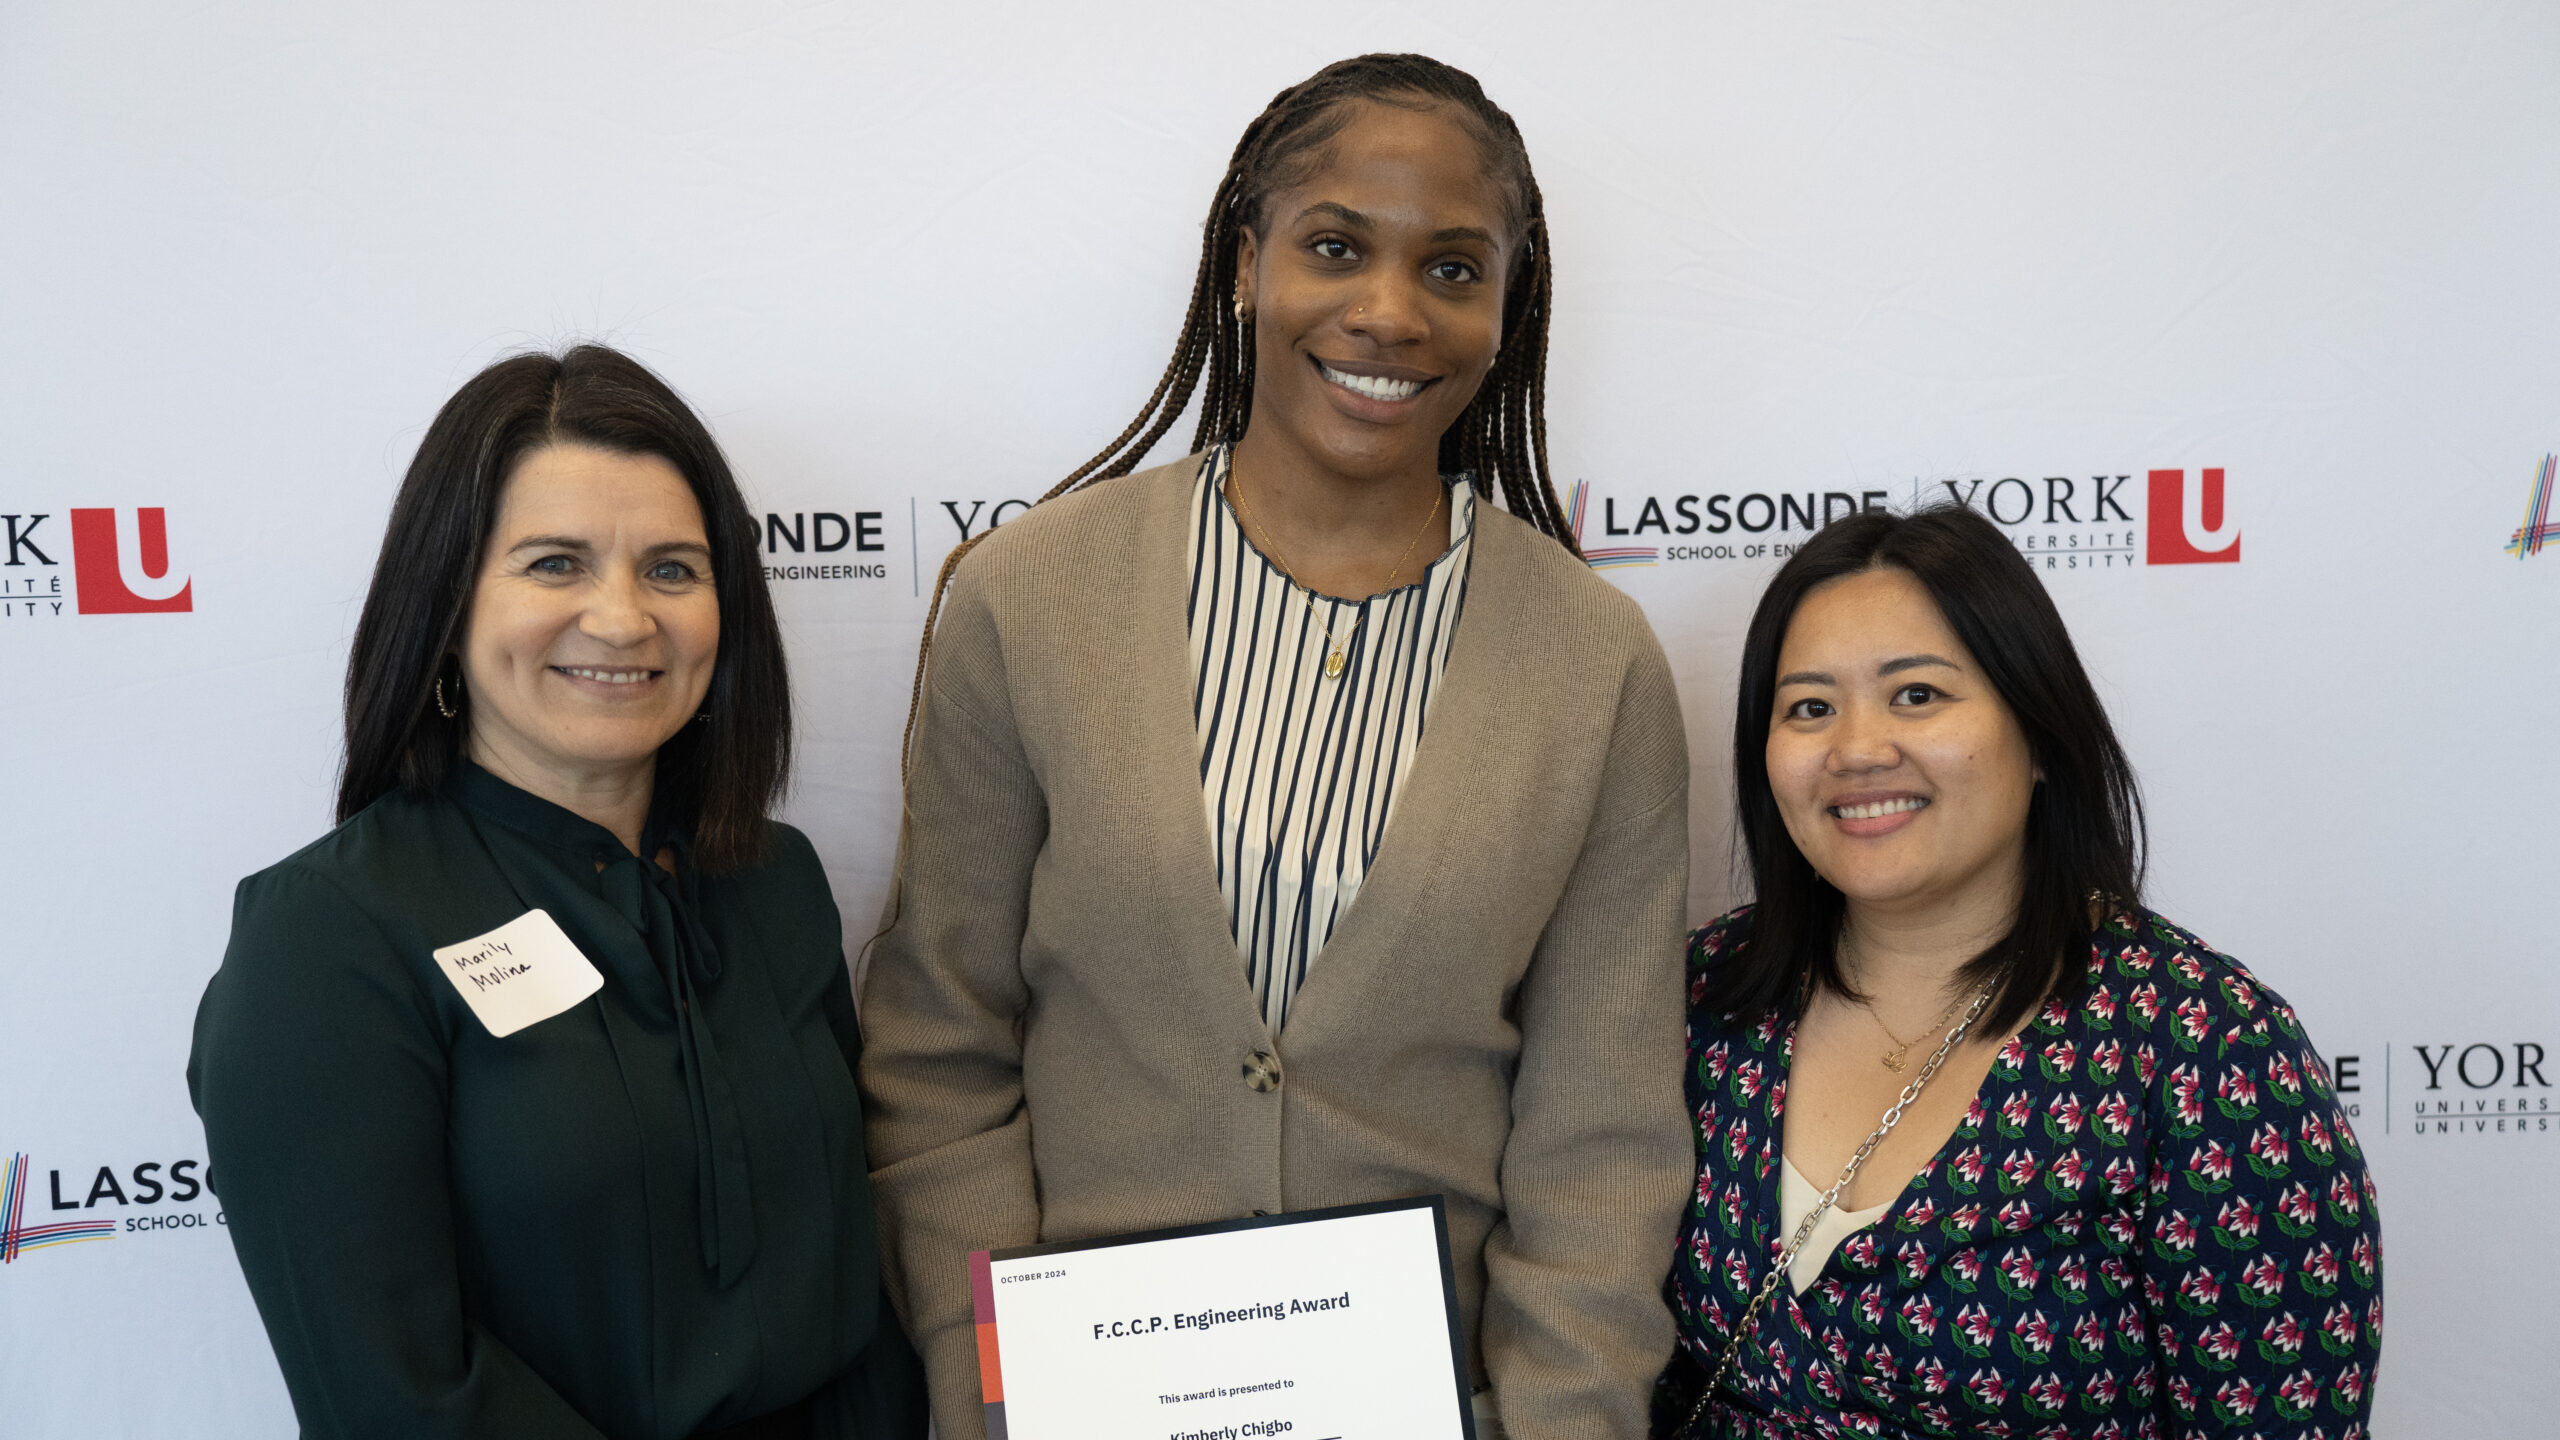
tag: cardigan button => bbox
[1243,1050,1282,1093]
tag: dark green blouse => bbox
[188,765,926,1439]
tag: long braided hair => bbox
[901,53,1575,776]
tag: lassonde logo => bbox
[0,1150,222,1271]
[760,506,889,586]
[2506,454,2555,561]
[1569,478,1891,570]
[1,506,193,618]
[1,1154,118,1265]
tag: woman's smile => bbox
[1314,356,1436,408]
[1826,791,1931,837]
[552,664,664,691]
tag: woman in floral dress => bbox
[1658,506,2380,1438]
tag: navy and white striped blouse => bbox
[1186,446,1476,1033]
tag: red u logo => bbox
[2145,469,2241,565]
[70,508,193,613]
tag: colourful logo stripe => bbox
[2,1154,25,1263]
[2508,454,2557,559]
[7,1221,117,1251]
[1566,481,1658,569]
[2,1155,117,1267]
[1583,549,1659,570]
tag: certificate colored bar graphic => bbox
[969,1197,1474,1440]
[971,1247,1008,1438]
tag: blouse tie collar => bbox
[598,826,758,1287]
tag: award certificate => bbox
[969,1197,1474,1440]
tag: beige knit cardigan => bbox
[859,454,1692,1439]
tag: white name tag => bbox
[430,908,605,1038]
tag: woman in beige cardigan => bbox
[861,55,1690,1440]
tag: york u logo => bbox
[71,507,192,612]
[2146,468,2240,565]
[940,498,1035,541]
[2412,1042,2549,1092]
[2,509,192,618]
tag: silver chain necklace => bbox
[1687,981,1997,1432]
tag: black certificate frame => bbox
[983,1194,1478,1440]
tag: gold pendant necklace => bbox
[1226,455,1445,680]
[1859,986,1979,1072]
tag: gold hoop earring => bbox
[434,672,460,719]
[1233,296,1250,325]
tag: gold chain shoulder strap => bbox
[1686,983,1996,1433]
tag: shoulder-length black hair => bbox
[1707,504,2146,1036]
[336,344,790,870]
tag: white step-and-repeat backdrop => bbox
[4,3,2553,1434]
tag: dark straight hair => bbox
[1708,504,2147,1036]
[336,345,791,870]
[902,53,1571,774]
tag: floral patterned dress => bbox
[1658,904,2381,1439]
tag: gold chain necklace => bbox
[1857,985,1981,1073]
[1226,458,1445,680]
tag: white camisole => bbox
[1778,1156,1896,1295]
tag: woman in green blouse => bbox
[188,345,925,1440]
